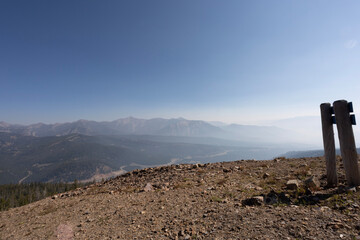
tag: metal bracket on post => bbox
[331,116,336,124]
[330,107,336,124]
[347,102,356,125]
[350,115,356,125]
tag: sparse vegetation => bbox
[210,195,223,203]
[39,204,58,216]
[173,181,193,189]
[216,178,227,185]
[223,190,235,199]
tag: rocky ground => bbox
[1,156,360,239]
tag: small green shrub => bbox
[210,195,223,203]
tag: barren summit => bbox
[1,157,360,239]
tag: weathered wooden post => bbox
[320,103,338,186]
[333,100,360,186]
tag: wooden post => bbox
[320,103,338,187]
[333,100,360,186]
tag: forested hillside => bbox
[0,181,87,211]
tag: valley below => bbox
[0,117,316,184]
[0,132,292,184]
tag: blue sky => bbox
[1,0,360,124]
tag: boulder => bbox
[304,176,320,190]
[286,180,300,190]
[242,196,264,206]
[144,183,154,192]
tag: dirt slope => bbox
[1,157,360,239]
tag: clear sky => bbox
[1,0,360,125]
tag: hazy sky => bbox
[1,0,360,124]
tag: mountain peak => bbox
[175,117,187,121]
[77,119,90,123]
[0,121,10,127]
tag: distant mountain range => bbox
[0,117,304,144]
[0,117,318,184]
[0,117,221,137]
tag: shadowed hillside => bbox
[0,132,294,184]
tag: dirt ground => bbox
[1,157,360,239]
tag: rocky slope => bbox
[1,157,360,239]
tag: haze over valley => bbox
[0,117,321,184]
